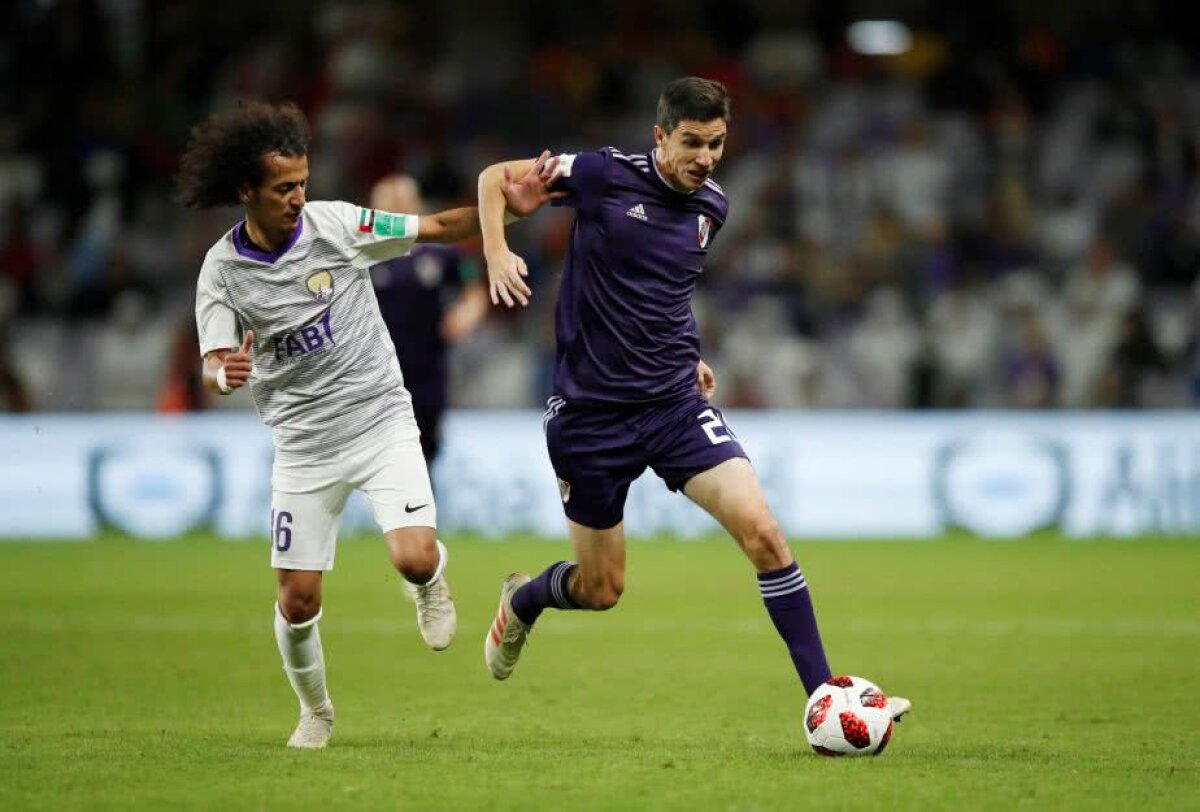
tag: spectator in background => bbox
[1064,236,1141,317]
[0,279,31,411]
[846,287,921,408]
[0,203,39,310]
[1098,308,1169,408]
[878,120,952,240]
[157,319,208,413]
[1035,190,1097,275]
[1188,281,1200,405]
[91,289,169,410]
[925,279,999,407]
[6,6,1200,413]
[0,351,30,412]
[1002,308,1060,408]
[1061,235,1142,405]
[368,175,490,464]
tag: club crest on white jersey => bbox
[305,270,334,302]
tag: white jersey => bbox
[196,200,420,459]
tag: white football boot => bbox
[287,703,334,749]
[406,576,457,651]
[887,695,912,721]
[484,572,532,680]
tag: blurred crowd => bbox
[1,0,1197,412]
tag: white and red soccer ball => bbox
[804,675,894,757]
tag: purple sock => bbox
[511,561,579,626]
[759,562,832,695]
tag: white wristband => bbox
[215,365,232,395]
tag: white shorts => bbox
[269,423,436,571]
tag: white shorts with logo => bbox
[269,422,436,571]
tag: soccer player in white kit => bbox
[180,101,553,748]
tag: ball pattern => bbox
[803,675,896,757]
[805,693,833,733]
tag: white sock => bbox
[274,603,331,714]
[430,539,448,583]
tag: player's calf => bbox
[758,562,832,695]
[274,602,334,746]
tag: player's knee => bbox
[397,545,439,584]
[389,532,440,583]
[279,590,321,624]
[740,515,790,570]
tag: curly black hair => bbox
[177,100,311,209]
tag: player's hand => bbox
[440,293,486,342]
[502,150,566,218]
[485,247,532,308]
[697,359,716,400]
[221,331,255,390]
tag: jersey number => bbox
[272,509,293,552]
[697,408,733,446]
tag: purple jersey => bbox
[550,147,728,406]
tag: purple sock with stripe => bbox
[511,561,579,626]
[759,562,832,695]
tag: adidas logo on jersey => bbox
[626,203,648,222]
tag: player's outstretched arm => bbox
[415,206,484,245]
[477,151,563,308]
[416,154,560,252]
[202,331,254,395]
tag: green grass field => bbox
[1,533,1198,811]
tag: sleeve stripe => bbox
[615,152,651,174]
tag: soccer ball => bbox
[803,675,894,757]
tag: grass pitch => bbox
[1,533,1197,811]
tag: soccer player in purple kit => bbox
[477,77,911,720]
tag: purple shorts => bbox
[542,393,749,529]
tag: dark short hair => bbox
[177,100,311,209]
[656,77,731,134]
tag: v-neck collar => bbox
[233,216,304,263]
